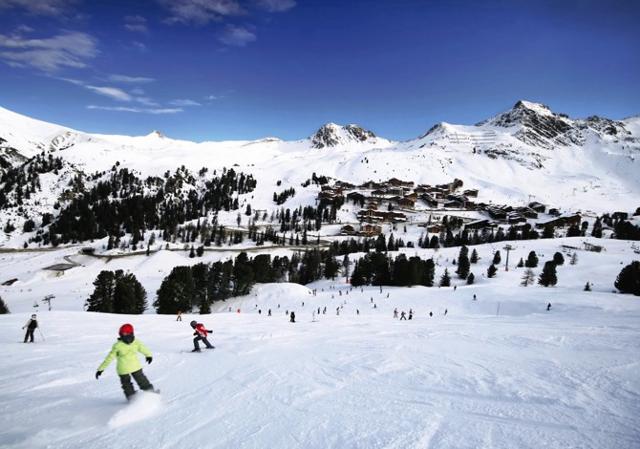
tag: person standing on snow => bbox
[190,320,214,352]
[22,314,39,343]
[400,311,407,320]
[95,324,155,401]
[393,308,398,319]
[176,310,183,321]
[290,311,296,323]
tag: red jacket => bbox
[195,323,209,337]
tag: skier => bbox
[400,311,407,320]
[473,294,477,301]
[22,314,38,343]
[323,306,327,315]
[290,311,296,323]
[429,311,433,317]
[176,310,183,321]
[393,308,398,319]
[408,310,413,320]
[312,310,316,322]
[444,308,448,316]
[356,309,360,315]
[95,324,155,401]
[268,309,272,316]
[546,303,552,311]
[454,285,457,291]
[190,320,214,352]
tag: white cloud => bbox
[255,0,295,12]
[85,85,132,101]
[169,99,202,106]
[87,105,183,114]
[131,41,147,52]
[218,24,256,46]
[108,74,155,83]
[0,0,78,16]
[160,0,245,25]
[205,94,220,100]
[124,15,148,33]
[0,31,97,72]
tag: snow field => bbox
[1,237,639,448]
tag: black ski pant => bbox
[24,329,35,343]
[119,369,154,399]
[193,335,214,350]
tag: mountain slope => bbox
[0,101,638,247]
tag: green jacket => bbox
[98,338,152,375]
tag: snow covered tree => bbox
[614,261,640,296]
[0,295,9,314]
[553,252,565,266]
[466,272,475,285]
[525,251,538,268]
[439,268,451,287]
[492,251,501,265]
[456,245,470,279]
[470,248,479,263]
[538,261,558,287]
[517,257,524,268]
[487,264,497,278]
[521,268,535,287]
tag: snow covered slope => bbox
[1,237,639,449]
[0,100,638,236]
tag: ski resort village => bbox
[1,1,639,448]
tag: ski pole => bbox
[38,328,46,342]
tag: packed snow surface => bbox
[1,239,639,449]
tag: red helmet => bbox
[119,323,134,335]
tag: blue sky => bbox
[0,0,638,141]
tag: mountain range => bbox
[0,100,638,246]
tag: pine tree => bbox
[492,251,501,265]
[0,295,9,314]
[456,245,470,279]
[487,264,497,278]
[466,272,475,285]
[584,281,591,291]
[470,248,479,263]
[113,271,147,314]
[154,266,195,314]
[189,246,195,258]
[538,261,558,287]
[516,257,524,268]
[525,251,538,268]
[521,268,535,287]
[86,271,116,312]
[614,261,640,296]
[553,252,565,266]
[439,268,451,287]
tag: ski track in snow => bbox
[1,238,640,448]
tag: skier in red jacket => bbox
[190,320,214,352]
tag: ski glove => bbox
[146,357,152,364]
[95,370,103,380]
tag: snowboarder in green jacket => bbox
[96,323,155,400]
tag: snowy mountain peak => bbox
[147,130,165,139]
[311,123,376,148]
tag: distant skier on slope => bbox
[290,311,296,323]
[400,311,407,320]
[22,314,39,343]
[190,320,215,352]
[95,324,155,401]
[547,303,552,311]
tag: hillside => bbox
[1,101,639,251]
